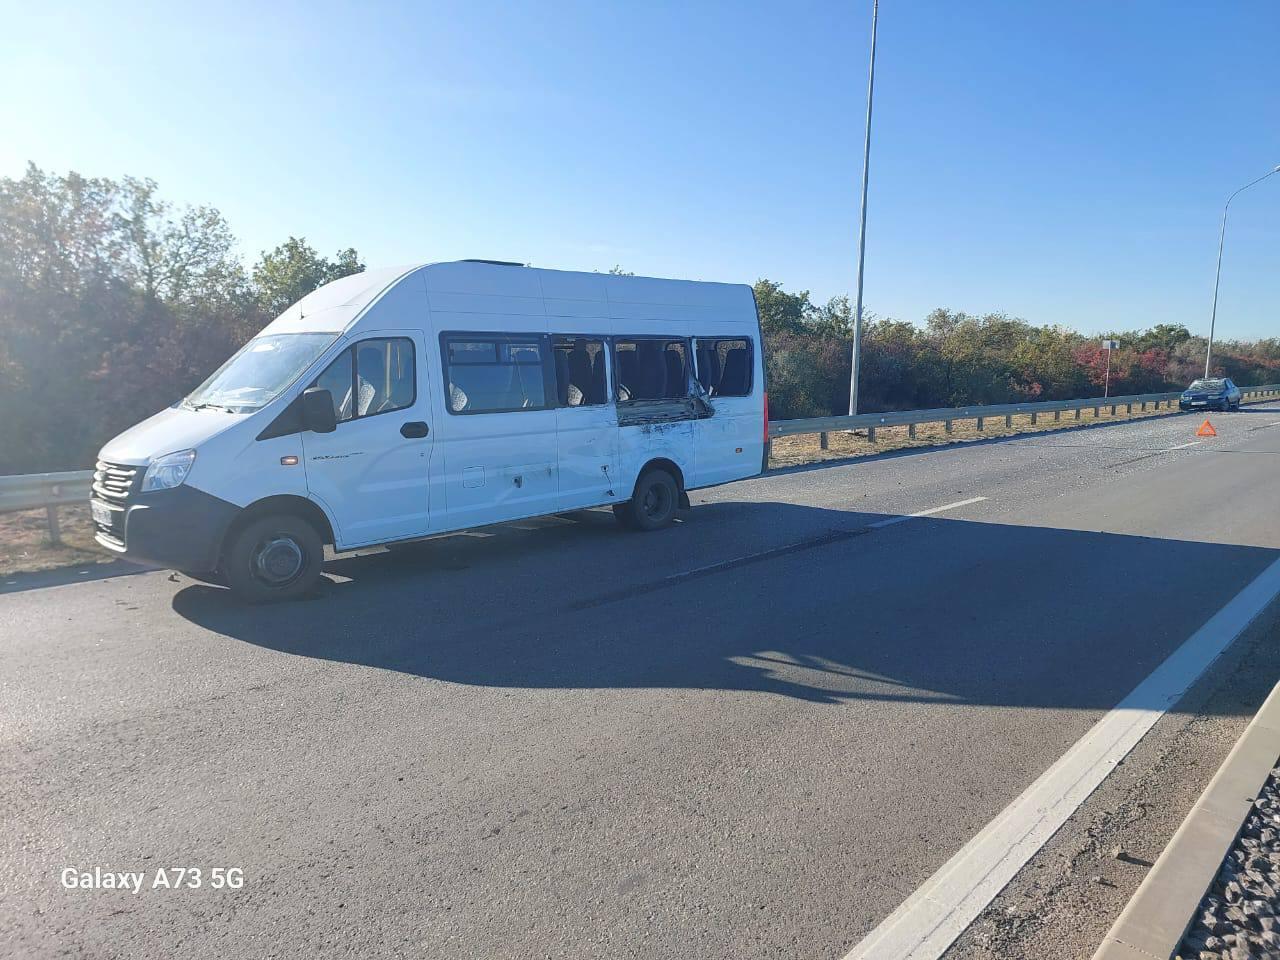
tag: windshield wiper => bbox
[185,400,239,413]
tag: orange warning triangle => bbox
[1196,419,1217,437]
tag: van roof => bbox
[257,261,753,337]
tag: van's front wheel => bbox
[223,515,324,602]
[617,469,679,531]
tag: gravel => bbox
[1176,763,1280,960]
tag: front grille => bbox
[93,461,140,501]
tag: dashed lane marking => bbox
[867,497,989,529]
[570,496,989,611]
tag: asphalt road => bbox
[4,405,1280,959]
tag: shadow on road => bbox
[170,500,1278,710]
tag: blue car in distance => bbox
[1180,377,1242,412]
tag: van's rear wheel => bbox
[618,469,679,531]
[223,515,324,602]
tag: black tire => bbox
[222,514,324,602]
[620,469,679,532]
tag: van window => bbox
[356,338,415,416]
[313,349,355,421]
[443,335,551,413]
[311,337,416,422]
[695,338,753,397]
[553,336,608,407]
[614,337,689,401]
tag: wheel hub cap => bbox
[254,537,304,585]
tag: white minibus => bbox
[91,261,769,600]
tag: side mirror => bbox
[301,387,337,434]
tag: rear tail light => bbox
[763,391,770,442]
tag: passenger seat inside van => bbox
[717,347,749,396]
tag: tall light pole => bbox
[847,0,879,416]
[1204,164,1280,378]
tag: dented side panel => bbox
[617,418,696,497]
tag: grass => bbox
[0,503,107,579]
[0,396,1263,579]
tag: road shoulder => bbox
[941,600,1280,960]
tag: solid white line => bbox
[842,554,1280,960]
[1164,440,1202,451]
[866,497,988,529]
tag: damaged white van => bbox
[91,261,768,600]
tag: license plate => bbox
[91,499,113,527]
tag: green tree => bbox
[252,237,365,317]
[752,279,814,336]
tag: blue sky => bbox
[2,1,1277,339]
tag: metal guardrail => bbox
[0,469,94,544]
[770,384,1280,440]
[2,384,1279,544]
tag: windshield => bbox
[184,333,337,412]
[1187,378,1226,392]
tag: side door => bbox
[302,333,433,547]
[436,332,560,528]
[552,335,618,509]
[692,336,761,486]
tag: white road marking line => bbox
[842,554,1280,960]
[1164,440,1202,451]
[671,499,988,581]
[866,497,988,529]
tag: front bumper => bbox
[1180,397,1226,411]
[92,485,240,572]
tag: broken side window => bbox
[694,337,753,397]
[614,337,689,402]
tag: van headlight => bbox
[142,449,196,492]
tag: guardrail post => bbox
[1075,408,1081,420]
[867,426,876,442]
[819,431,828,450]
[1030,411,1037,425]
[1004,413,1012,428]
[976,416,984,431]
[907,423,916,439]
[1110,404,1117,416]
[1140,401,1146,411]
[1125,402,1132,414]
[45,504,62,545]
[944,419,952,434]
[1053,410,1060,422]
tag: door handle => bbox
[400,421,430,438]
